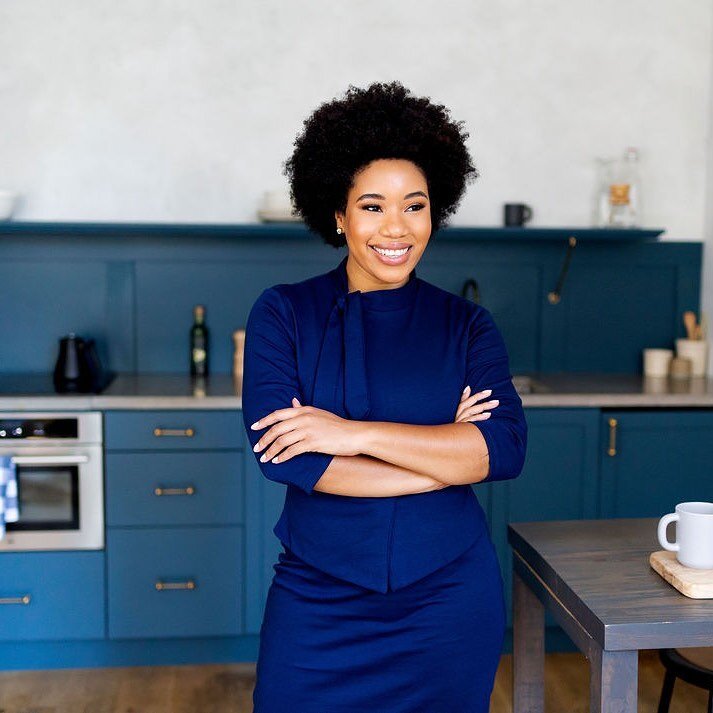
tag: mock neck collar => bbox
[330,255,419,311]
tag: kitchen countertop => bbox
[0,372,712,410]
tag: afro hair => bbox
[283,80,478,248]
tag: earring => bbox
[336,228,343,234]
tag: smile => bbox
[370,245,411,257]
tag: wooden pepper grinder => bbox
[233,329,245,393]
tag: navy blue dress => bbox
[242,255,527,712]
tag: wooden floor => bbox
[0,651,708,712]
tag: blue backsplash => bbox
[0,223,701,376]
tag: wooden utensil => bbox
[233,329,245,383]
[683,311,698,340]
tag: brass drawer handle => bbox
[154,486,196,496]
[0,595,31,605]
[608,417,618,456]
[155,580,196,591]
[153,427,195,438]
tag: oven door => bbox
[0,446,103,551]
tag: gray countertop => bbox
[0,372,712,411]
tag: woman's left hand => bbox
[250,398,362,464]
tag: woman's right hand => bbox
[454,385,499,423]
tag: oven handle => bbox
[10,455,90,465]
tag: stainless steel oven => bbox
[0,412,103,551]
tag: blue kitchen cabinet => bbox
[104,409,243,450]
[488,408,601,626]
[0,551,104,641]
[105,410,246,641]
[107,527,243,639]
[105,451,245,527]
[599,409,713,518]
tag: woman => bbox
[242,81,528,713]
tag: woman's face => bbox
[334,158,431,292]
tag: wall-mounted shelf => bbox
[0,221,666,241]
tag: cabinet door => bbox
[600,409,713,518]
[107,527,243,639]
[0,552,104,641]
[105,410,243,451]
[106,451,244,526]
[491,408,600,626]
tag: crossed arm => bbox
[340,419,492,489]
[311,423,491,497]
[249,385,498,497]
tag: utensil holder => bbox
[675,339,709,377]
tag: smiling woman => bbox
[242,80,527,713]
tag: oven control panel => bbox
[0,412,102,445]
[0,418,79,439]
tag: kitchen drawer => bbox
[0,552,104,641]
[104,410,243,451]
[107,527,243,639]
[105,451,244,526]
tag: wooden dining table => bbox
[508,518,713,713]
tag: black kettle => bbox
[53,334,109,393]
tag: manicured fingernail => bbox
[272,456,279,463]
[251,421,260,429]
[260,454,267,462]
[253,443,260,452]
[463,386,470,393]
[484,389,492,396]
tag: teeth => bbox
[373,246,409,257]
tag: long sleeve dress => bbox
[242,254,528,713]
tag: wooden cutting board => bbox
[650,550,713,599]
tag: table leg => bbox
[513,570,545,713]
[589,646,637,713]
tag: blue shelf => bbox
[435,226,665,241]
[0,221,666,241]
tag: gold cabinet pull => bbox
[0,595,31,605]
[155,580,196,591]
[153,427,195,438]
[154,486,196,496]
[608,417,618,456]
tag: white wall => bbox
[0,0,711,239]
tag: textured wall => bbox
[0,0,711,239]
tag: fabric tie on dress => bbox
[310,255,418,421]
[311,289,371,420]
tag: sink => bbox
[511,374,550,394]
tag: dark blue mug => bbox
[504,203,533,227]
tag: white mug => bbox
[643,348,673,377]
[658,502,713,569]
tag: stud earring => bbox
[336,228,343,234]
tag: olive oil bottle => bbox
[190,304,209,376]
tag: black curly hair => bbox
[283,80,478,248]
